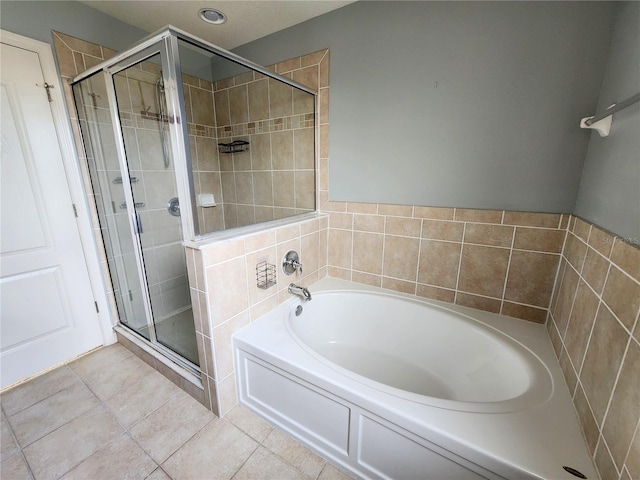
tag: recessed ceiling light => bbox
[199,8,227,25]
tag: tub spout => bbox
[288,283,312,301]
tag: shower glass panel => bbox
[176,38,316,235]
[112,55,198,365]
[73,72,149,339]
[73,54,199,367]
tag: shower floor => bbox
[139,308,199,366]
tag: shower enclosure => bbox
[72,26,316,372]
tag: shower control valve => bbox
[282,250,303,275]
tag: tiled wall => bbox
[322,203,568,323]
[186,215,328,415]
[548,217,639,480]
[211,55,322,230]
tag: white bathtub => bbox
[233,277,597,480]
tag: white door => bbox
[0,37,104,388]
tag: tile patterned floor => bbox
[0,344,353,480]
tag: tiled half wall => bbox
[548,217,640,480]
[186,215,328,416]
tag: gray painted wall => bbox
[232,1,617,213]
[573,2,640,241]
[0,1,147,52]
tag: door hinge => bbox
[94,301,99,313]
[72,204,78,218]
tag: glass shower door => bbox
[112,54,198,366]
[73,52,199,368]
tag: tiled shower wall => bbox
[211,58,319,230]
[548,217,639,480]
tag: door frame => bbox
[0,29,115,347]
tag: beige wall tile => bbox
[275,57,301,73]
[501,302,547,323]
[378,204,413,217]
[54,31,102,58]
[504,251,559,307]
[413,207,454,220]
[458,245,509,298]
[228,85,249,125]
[464,224,514,248]
[454,209,502,224]
[456,293,501,313]
[588,225,615,258]
[417,240,461,289]
[213,312,250,380]
[503,211,561,228]
[248,78,269,122]
[581,247,610,295]
[513,228,565,253]
[353,214,384,233]
[559,349,578,396]
[273,171,295,208]
[602,266,640,330]
[271,131,294,170]
[293,65,319,91]
[602,340,640,470]
[347,202,378,214]
[385,216,421,237]
[191,88,215,126]
[206,257,248,325]
[352,271,381,287]
[574,385,600,455]
[328,229,352,269]
[594,440,618,480]
[572,217,592,242]
[421,220,463,242]
[202,239,245,266]
[565,234,588,273]
[580,306,628,424]
[610,240,640,282]
[381,276,416,295]
[416,284,456,303]
[294,128,315,170]
[319,124,329,159]
[269,79,293,118]
[214,89,230,126]
[625,423,640,479]
[319,53,329,89]
[564,282,600,368]
[329,213,353,230]
[552,264,579,335]
[251,134,271,170]
[352,232,383,275]
[318,88,329,125]
[382,236,419,281]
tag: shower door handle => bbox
[133,212,143,235]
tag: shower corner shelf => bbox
[218,140,249,154]
[256,260,276,290]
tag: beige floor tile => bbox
[263,428,326,478]
[144,468,172,480]
[60,433,157,480]
[232,446,306,480]
[1,414,18,460]
[317,463,355,480]
[9,381,100,447]
[226,405,274,443]
[23,405,123,480]
[129,392,215,463]
[0,366,80,417]
[102,371,183,428]
[0,452,33,480]
[162,419,257,480]
[81,354,155,400]
[69,344,133,379]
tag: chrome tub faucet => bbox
[288,283,312,301]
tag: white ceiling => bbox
[80,0,355,50]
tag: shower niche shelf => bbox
[256,260,277,290]
[218,140,249,154]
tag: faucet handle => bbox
[283,250,302,275]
